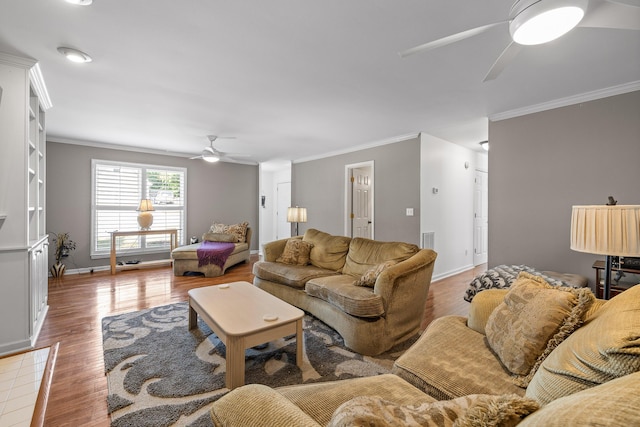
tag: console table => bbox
[110,229,178,274]
[592,260,640,299]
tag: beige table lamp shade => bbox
[570,205,640,256]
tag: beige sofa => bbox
[211,275,640,426]
[253,229,437,356]
[171,227,252,277]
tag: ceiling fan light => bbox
[510,0,587,45]
[202,148,220,163]
[57,47,92,63]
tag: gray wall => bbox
[46,142,259,270]
[292,136,421,244]
[488,90,640,289]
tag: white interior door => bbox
[351,167,372,238]
[276,182,291,239]
[473,170,488,265]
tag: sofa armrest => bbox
[210,384,321,427]
[261,236,302,262]
[374,249,437,320]
[466,289,508,334]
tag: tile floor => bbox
[0,347,49,427]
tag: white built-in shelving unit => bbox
[0,52,52,356]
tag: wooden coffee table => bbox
[188,281,304,389]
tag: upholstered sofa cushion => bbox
[210,384,320,427]
[485,272,594,382]
[342,238,419,277]
[329,394,539,427]
[519,371,640,426]
[253,261,338,289]
[279,374,434,427]
[526,284,640,405]
[305,275,385,318]
[277,239,314,266]
[392,316,526,400]
[303,229,351,271]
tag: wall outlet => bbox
[406,208,414,216]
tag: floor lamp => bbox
[570,204,640,299]
[287,206,307,236]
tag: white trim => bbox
[489,81,640,122]
[28,64,52,110]
[294,133,419,164]
[431,263,475,283]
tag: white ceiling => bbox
[1,0,639,164]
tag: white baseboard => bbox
[431,263,475,283]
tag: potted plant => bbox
[51,232,76,278]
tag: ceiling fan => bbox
[399,0,640,81]
[190,135,253,164]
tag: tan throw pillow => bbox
[201,232,237,243]
[209,222,249,243]
[485,272,594,386]
[329,394,539,427]
[276,239,314,266]
[354,260,397,287]
[526,284,640,405]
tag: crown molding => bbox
[293,132,420,164]
[489,80,640,122]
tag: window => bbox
[91,159,186,258]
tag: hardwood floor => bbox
[34,256,485,426]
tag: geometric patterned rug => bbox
[102,302,417,426]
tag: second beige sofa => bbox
[253,229,437,356]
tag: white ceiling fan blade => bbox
[580,0,640,29]
[189,155,202,160]
[399,21,508,58]
[483,41,523,82]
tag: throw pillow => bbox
[201,232,237,243]
[328,394,539,427]
[485,272,594,386]
[525,284,640,405]
[276,239,314,266]
[354,260,397,287]
[209,221,249,243]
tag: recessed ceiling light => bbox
[510,0,588,45]
[65,0,93,5]
[57,47,92,63]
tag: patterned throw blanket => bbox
[464,265,572,302]
[197,241,236,269]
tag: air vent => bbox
[422,232,435,250]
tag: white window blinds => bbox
[91,159,186,258]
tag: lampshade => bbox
[570,205,640,256]
[510,0,587,46]
[287,207,307,223]
[137,199,155,212]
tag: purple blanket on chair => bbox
[197,241,236,269]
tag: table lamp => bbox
[570,204,640,299]
[287,206,307,236]
[137,199,154,230]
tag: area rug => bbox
[102,301,417,427]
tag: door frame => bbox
[344,161,374,238]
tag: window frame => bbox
[90,159,187,259]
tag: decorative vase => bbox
[51,262,66,278]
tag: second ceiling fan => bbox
[190,135,253,164]
[399,0,640,81]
